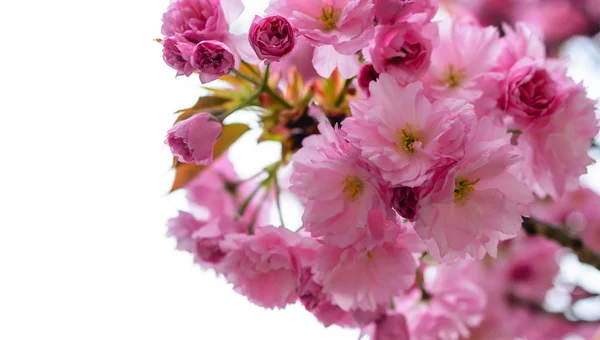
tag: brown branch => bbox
[522,217,600,270]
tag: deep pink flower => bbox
[162,35,196,77]
[165,112,222,165]
[190,40,237,83]
[370,22,437,85]
[290,120,390,247]
[515,87,598,199]
[219,226,318,309]
[161,0,243,37]
[391,186,419,221]
[343,75,477,187]
[249,15,296,62]
[415,117,533,262]
[167,212,245,266]
[498,58,560,121]
[422,20,504,111]
[357,63,380,96]
[373,0,438,25]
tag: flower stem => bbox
[230,65,293,111]
[231,69,260,86]
[522,217,600,270]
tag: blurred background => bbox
[0,0,599,339]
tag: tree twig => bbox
[522,217,600,270]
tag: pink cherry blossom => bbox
[167,212,245,266]
[357,63,379,96]
[161,0,229,37]
[165,112,222,165]
[370,22,437,85]
[497,22,546,72]
[267,0,374,55]
[314,224,419,311]
[296,268,356,327]
[249,15,296,62]
[515,86,598,199]
[290,120,390,247]
[343,74,477,187]
[162,35,196,77]
[219,226,318,309]
[268,36,319,82]
[190,40,237,83]
[415,117,533,262]
[422,20,504,112]
[373,0,438,26]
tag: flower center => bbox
[441,64,464,88]
[343,176,364,200]
[397,123,422,153]
[320,4,339,30]
[454,178,480,203]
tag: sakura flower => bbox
[415,117,533,262]
[290,120,389,247]
[249,15,296,62]
[165,112,222,165]
[296,268,356,327]
[422,20,504,112]
[515,87,598,199]
[370,22,437,85]
[162,35,196,77]
[314,223,419,311]
[190,40,237,83]
[268,36,319,82]
[343,74,477,187]
[497,22,546,72]
[219,226,318,309]
[357,63,379,96]
[373,0,438,26]
[161,0,230,37]
[267,0,374,77]
[167,212,245,266]
[361,313,410,340]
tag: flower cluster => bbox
[159,0,600,338]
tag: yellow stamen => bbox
[441,64,464,88]
[454,178,480,203]
[320,4,338,31]
[343,176,364,200]
[397,123,422,153]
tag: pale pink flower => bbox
[268,36,319,82]
[518,1,589,44]
[373,0,438,26]
[167,212,245,266]
[249,15,296,62]
[165,112,222,165]
[497,22,546,72]
[312,45,362,78]
[343,74,477,187]
[267,0,375,55]
[422,20,504,110]
[370,22,437,85]
[190,40,237,83]
[161,0,230,37]
[219,226,318,309]
[314,225,418,311]
[515,87,598,199]
[162,35,196,76]
[415,117,533,262]
[532,187,600,253]
[407,280,486,340]
[290,120,389,247]
[504,236,560,303]
[296,269,356,327]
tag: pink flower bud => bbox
[165,112,222,165]
[357,63,380,96]
[249,15,296,62]
[162,35,196,77]
[190,40,236,83]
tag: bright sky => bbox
[0,1,598,339]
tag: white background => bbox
[0,0,599,339]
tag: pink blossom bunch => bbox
[158,0,600,338]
